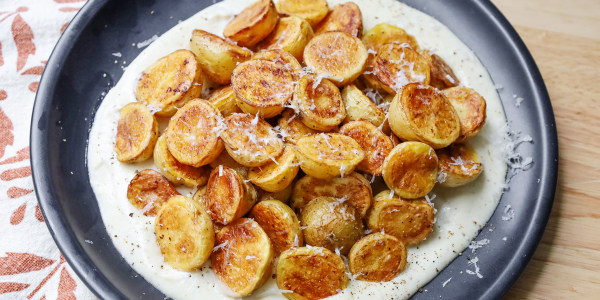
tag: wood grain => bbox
[491,0,600,298]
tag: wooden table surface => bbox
[490,0,600,298]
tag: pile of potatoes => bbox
[114,0,487,298]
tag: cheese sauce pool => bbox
[87,0,508,298]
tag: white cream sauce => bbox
[87,0,508,298]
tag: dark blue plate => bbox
[31,0,558,299]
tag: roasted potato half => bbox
[341,84,387,131]
[251,49,303,80]
[209,150,249,178]
[205,166,258,225]
[339,121,394,176]
[277,109,318,144]
[275,0,329,28]
[292,74,346,131]
[165,99,224,167]
[437,143,483,187]
[441,87,487,143]
[382,142,438,199]
[127,169,180,216]
[374,43,430,93]
[291,172,372,218]
[155,195,214,271]
[300,196,364,255]
[428,53,460,90]
[212,218,274,296]
[388,83,461,149]
[232,59,295,118]
[189,29,253,85]
[115,103,159,162]
[277,247,348,300]
[257,16,314,61]
[315,2,363,37]
[223,0,279,47]
[136,49,202,117]
[348,233,407,282]
[367,190,434,245]
[250,199,303,252]
[154,134,210,187]
[208,86,243,117]
[221,113,285,167]
[248,146,299,192]
[303,31,368,86]
[295,133,365,179]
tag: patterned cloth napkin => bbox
[0,0,95,298]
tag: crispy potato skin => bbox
[316,2,363,37]
[248,146,300,192]
[382,142,438,199]
[441,87,487,143]
[212,218,274,296]
[257,16,314,61]
[437,143,483,187]
[251,49,303,80]
[155,195,214,271]
[339,120,394,175]
[374,44,430,94]
[223,0,279,47]
[277,247,348,300]
[275,0,329,28]
[136,49,203,117]
[348,233,407,281]
[341,84,387,131]
[278,109,318,144]
[428,53,460,90]
[208,86,243,117]
[293,74,346,131]
[250,200,303,252]
[295,133,365,179]
[127,169,180,216]
[258,183,293,203]
[115,103,159,162]
[205,166,258,225]
[154,134,210,187]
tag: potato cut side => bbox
[277,109,318,144]
[374,44,430,93]
[190,29,253,85]
[295,133,365,179]
[388,83,460,149]
[208,86,243,117]
[315,2,363,37]
[441,86,487,143]
[437,143,483,187]
[258,183,293,203]
[340,121,394,176]
[212,218,274,296]
[135,49,202,117]
[257,16,314,61]
[155,195,214,271]
[248,146,299,192]
[232,60,295,118]
[277,247,348,300]
[382,142,438,199]
[428,53,460,90]
[292,74,346,131]
[154,134,210,187]
[250,199,303,253]
[368,190,434,245]
[251,49,303,80]
[275,0,329,28]
[291,172,372,218]
[341,84,387,131]
[205,166,257,225]
[209,150,249,178]
[300,197,364,255]
[303,31,368,86]
[348,233,407,282]
[127,169,180,216]
[223,0,278,47]
[221,113,285,167]
[165,99,224,167]
[115,103,159,162]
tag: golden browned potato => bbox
[258,183,293,203]
[192,185,207,210]
[155,195,214,271]
[348,233,407,282]
[300,197,364,255]
[248,146,299,192]
[154,134,210,187]
[231,59,295,118]
[212,218,274,296]
[115,103,159,162]
[165,99,224,167]
[257,16,314,61]
[209,150,249,178]
[275,0,329,28]
[382,142,438,199]
[208,86,243,117]
[220,113,285,167]
[428,53,460,90]
[373,44,430,93]
[127,169,180,216]
[250,199,303,252]
[277,109,318,144]
[136,49,203,117]
[204,166,258,225]
[441,87,487,143]
[251,48,303,80]
[292,74,346,131]
[295,133,365,179]
[339,121,394,176]
[315,2,363,37]
[277,246,348,300]
[303,31,368,86]
[388,83,460,149]
[341,84,387,130]
[223,0,279,47]
[367,190,434,245]
[437,143,483,187]
[189,29,253,84]
[291,172,372,217]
